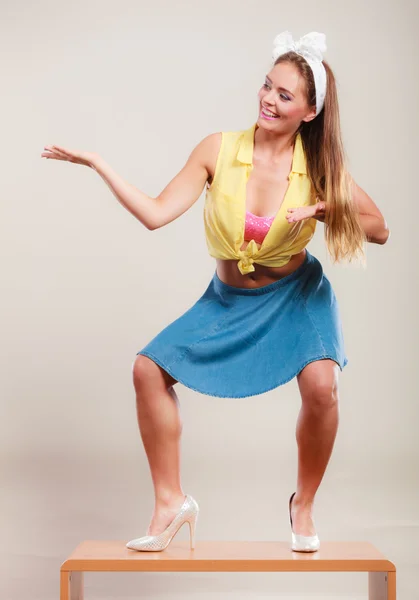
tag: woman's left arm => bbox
[349,176,390,244]
[286,176,390,244]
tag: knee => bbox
[132,354,157,388]
[132,354,177,391]
[303,379,339,413]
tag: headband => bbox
[271,31,327,115]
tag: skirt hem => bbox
[137,350,348,399]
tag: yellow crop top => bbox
[203,121,318,275]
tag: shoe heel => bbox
[188,513,198,549]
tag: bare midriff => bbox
[215,246,307,289]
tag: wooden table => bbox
[60,540,396,599]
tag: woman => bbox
[42,31,389,554]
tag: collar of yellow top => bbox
[236,122,307,175]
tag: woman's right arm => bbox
[92,132,220,230]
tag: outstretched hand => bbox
[286,201,326,223]
[41,144,98,168]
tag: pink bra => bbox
[244,210,276,245]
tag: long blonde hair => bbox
[274,53,366,265]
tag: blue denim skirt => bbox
[136,250,348,398]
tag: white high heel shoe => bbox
[126,494,199,552]
[289,492,320,552]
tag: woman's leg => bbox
[132,354,186,536]
[292,358,340,535]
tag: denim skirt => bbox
[136,250,348,398]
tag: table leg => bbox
[60,571,84,600]
[369,571,396,600]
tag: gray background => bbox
[1,0,418,598]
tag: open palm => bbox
[41,144,97,168]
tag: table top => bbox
[61,540,396,572]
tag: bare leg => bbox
[292,359,340,535]
[132,354,186,536]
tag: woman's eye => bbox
[263,83,290,101]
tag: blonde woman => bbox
[42,31,389,554]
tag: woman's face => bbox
[257,62,317,132]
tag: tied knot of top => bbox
[237,239,259,274]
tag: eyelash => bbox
[262,83,290,101]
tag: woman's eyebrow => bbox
[265,75,295,97]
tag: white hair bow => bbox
[272,31,327,63]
